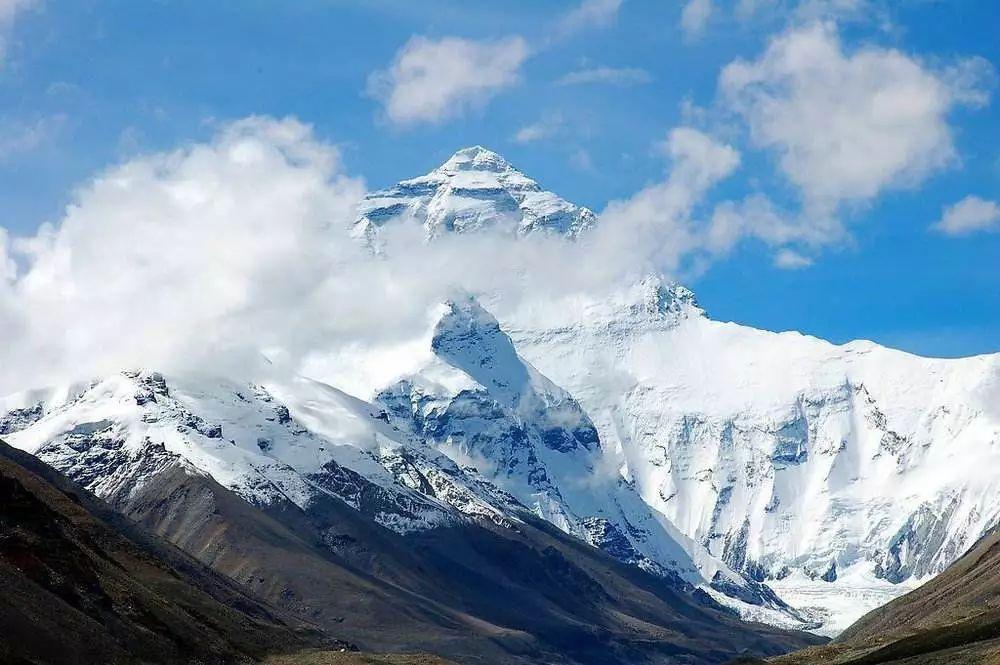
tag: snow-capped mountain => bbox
[3,147,998,640]
[502,276,1000,635]
[347,147,1000,634]
[0,370,530,535]
[0,299,801,628]
[371,297,800,621]
[353,146,596,244]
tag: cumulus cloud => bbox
[599,127,740,271]
[0,117,368,391]
[367,36,529,127]
[932,196,1000,236]
[720,22,994,238]
[680,0,713,40]
[556,66,651,86]
[601,129,833,269]
[557,0,623,37]
[704,194,812,254]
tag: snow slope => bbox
[0,371,524,535]
[503,277,1000,635]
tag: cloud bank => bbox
[0,116,738,395]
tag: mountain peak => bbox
[354,148,597,241]
[431,297,527,401]
[636,274,703,318]
[437,146,513,174]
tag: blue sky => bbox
[1,0,998,357]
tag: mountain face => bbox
[3,147,997,648]
[767,523,1000,664]
[0,438,323,664]
[0,373,820,664]
[348,148,1000,635]
[353,146,596,245]
[372,297,800,625]
[501,276,1000,635]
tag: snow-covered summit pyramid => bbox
[353,146,597,243]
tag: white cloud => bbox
[367,36,529,127]
[514,116,562,144]
[513,123,547,144]
[557,0,623,36]
[735,0,776,20]
[600,127,836,271]
[933,196,1000,236]
[600,127,740,271]
[514,113,563,144]
[735,0,871,23]
[570,147,594,171]
[773,248,813,269]
[721,22,993,225]
[680,0,713,40]
[794,0,869,22]
[659,127,742,199]
[0,117,368,391]
[556,66,651,86]
[704,194,809,254]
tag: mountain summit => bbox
[437,145,514,173]
[353,146,597,242]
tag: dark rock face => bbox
[0,402,44,435]
[130,370,169,405]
